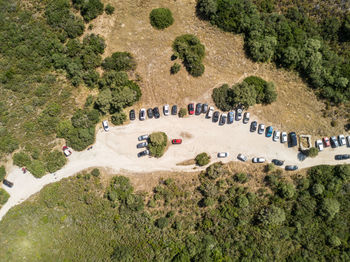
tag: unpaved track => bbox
[1,113,349,220]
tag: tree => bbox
[148,132,168,158]
[248,36,277,62]
[278,183,295,199]
[263,82,277,104]
[83,34,106,54]
[95,89,112,114]
[91,168,100,177]
[111,112,127,125]
[106,176,133,202]
[105,4,115,15]
[197,0,217,20]
[231,82,257,109]
[111,86,137,111]
[319,198,340,220]
[28,160,46,178]
[178,107,187,117]
[259,205,286,226]
[156,217,169,229]
[280,46,300,70]
[195,153,210,166]
[340,14,350,41]
[311,183,324,196]
[305,147,318,158]
[212,84,232,111]
[13,152,31,167]
[45,150,67,173]
[149,8,174,30]
[170,63,181,74]
[236,195,249,208]
[102,52,136,72]
[80,0,104,22]
[243,76,266,103]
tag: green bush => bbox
[0,166,5,182]
[259,205,286,226]
[44,150,67,173]
[28,160,46,178]
[155,217,169,229]
[91,168,100,177]
[170,63,181,74]
[0,188,9,206]
[172,34,205,77]
[178,108,187,118]
[13,152,31,167]
[105,4,115,15]
[148,132,168,158]
[149,8,174,30]
[80,0,104,22]
[195,153,210,166]
[319,198,340,220]
[111,112,127,125]
[234,173,248,183]
[102,52,136,72]
[305,147,319,158]
[106,176,133,202]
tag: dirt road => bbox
[1,113,349,220]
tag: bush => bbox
[106,176,133,202]
[13,152,31,167]
[102,52,136,72]
[148,132,168,158]
[105,4,115,15]
[111,112,127,125]
[195,153,210,166]
[80,0,104,22]
[45,150,67,173]
[170,63,181,74]
[172,34,205,77]
[305,147,319,158]
[234,173,248,183]
[156,217,169,229]
[178,108,187,118]
[319,198,340,220]
[236,195,249,208]
[91,168,100,177]
[259,205,286,226]
[0,166,5,182]
[0,188,10,206]
[149,8,174,30]
[28,160,46,178]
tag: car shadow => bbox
[297,152,307,161]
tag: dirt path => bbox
[1,113,349,220]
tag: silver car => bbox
[237,154,247,162]
[138,134,149,141]
[258,124,265,134]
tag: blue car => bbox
[227,112,234,124]
[266,126,273,137]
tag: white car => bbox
[218,152,229,158]
[138,134,149,141]
[339,135,346,146]
[258,124,265,134]
[252,157,265,163]
[281,132,287,143]
[62,146,72,157]
[139,108,146,121]
[163,104,170,116]
[273,131,280,142]
[102,120,109,131]
[206,106,214,118]
[315,139,324,151]
[237,154,247,162]
[243,112,250,124]
[347,136,350,147]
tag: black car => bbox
[335,154,350,160]
[129,109,135,121]
[289,132,297,147]
[202,104,208,113]
[285,165,298,171]
[137,149,150,158]
[147,108,153,118]
[330,136,339,148]
[212,111,220,123]
[272,159,284,166]
[3,179,13,188]
[195,103,202,115]
[250,121,257,132]
[171,105,178,115]
[219,114,227,125]
[153,107,160,119]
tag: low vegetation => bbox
[0,166,5,182]
[305,147,319,158]
[149,8,174,30]
[105,4,115,15]
[0,189,9,207]
[172,34,205,77]
[170,63,181,74]
[1,163,349,260]
[212,76,277,110]
[178,107,187,117]
[148,132,168,158]
[195,152,211,166]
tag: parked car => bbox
[163,104,170,116]
[335,154,350,160]
[219,113,227,125]
[172,139,182,144]
[289,132,297,147]
[237,154,247,162]
[315,139,324,151]
[235,108,243,121]
[323,137,330,147]
[202,104,208,114]
[206,106,214,118]
[338,134,346,146]
[171,105,178,115]
[330,136,339,148]
[62,146,72,157]
[138,134,149,141]
[250,121,257,132]
[188,103,195,115]
[279,132,287,143]
[272,159,284,166]
[147,108,153,118]
[3,179,13,188]
[243,112,250,124]
[213,111,220,123]
[129,109,135,121]
[227,112,234,124]
[102,120,109,131]
[258,124,265,134]
[252,157,265,163]
[138,149,149,157]
[285,165,298,171]
[153,107,160,119]
[137,141,148,148]
[139,108,146,121]
[266,126,273,137]
[273,130,280,142]
[347,136,350,147]
[218,152,229,158]
[195,103,202,115]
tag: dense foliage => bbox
[212,76,277,110]
[149,8,174,29]
[1,163,350,260]
[172,34,206,77]
[72,0,104,22]
[148,132,168,158]
[195,152,211,166]
[197,0,350,104]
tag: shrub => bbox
[111,112,127,125]
[0,188,10,206]
[319,198,340,220]
[0,166,5,182]
[106,176,133,202]
[234,173,248,183]
[212,84,232,111]
[331,120,337,127]
[105,4,115,15]
[236,195,249,208]
[45,150,67,173]
[259,205,286,226]
[102,52,136,72]
[265,163,275,173]
[148,132,168,158]
[91,168,100,177]
[178,108,187,118]
[205,162,226,179]
[195,153,210,166]
[149,8,174,29]
[172,34,205,77]
[13,152,31,167]
[311,183,325,196]
[170,63,181,74]
[156,217,169,229]
[305,147,319,158]
[28,160,46,178]
[80,0,104,22]
[277,183,296,199]
[230,82,257,109]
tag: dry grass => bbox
[176,159,196,166]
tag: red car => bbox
[172,139,182,144]
[323,137,330,147]
[188,103,194,115]
[62,146,72,157]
